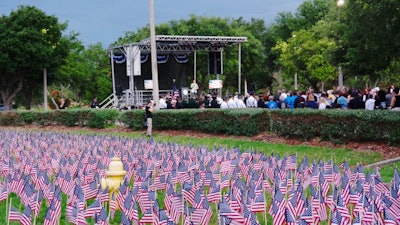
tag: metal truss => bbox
[109,35,248,54]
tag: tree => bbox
[262,0,334,91]
[341,0,400,83]
[0,6,69,110]
[272,28,337,90]
[56,41,111,104]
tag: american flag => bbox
[81,180,99,200]
[109,192,116,219]
[250,192,266,213]
[287,186,297,216]
[319,170,329,197]
[218,199,245,224]
[66,202,87,225]
[336,193,350,225]
[164,182,175,211]
[352,211,361,225]
[122,192,139,222]
[330,209,341,225]
[285,207,296,225]
[120,210,131,225]
[0,183,8,202]
[97,186,109,204]
[2,130,400,224]
[94,207,108,225]
[383,207,397,225]
[20,205,32,225]
[169,188,183,223]
[8,205,22,222]
[299,198,314,224]
[207,184,221,203]
[84,198,101,218]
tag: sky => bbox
[1,0,305,47]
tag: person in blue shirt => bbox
[266,95,278,109]
[305,93,318,109]
[336,90,348,109]
[284,91,298,109]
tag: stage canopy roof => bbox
[109,35,248,54]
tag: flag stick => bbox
[180,193,184,225]
[217,201,220,225]
[372,177,375,225]
[359,188,365,223]
[316,183,321,225]
[7,198,12,225]
[107,192,113,221]
[33,190,40,225]
[263,181,267,225]
[5,196,9,225]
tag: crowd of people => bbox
[157,85,400,111]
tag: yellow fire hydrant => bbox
[100,157,127,194]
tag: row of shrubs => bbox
[1,108,400,145]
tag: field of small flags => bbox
[0,129,400,225]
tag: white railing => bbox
[100,89,178,109]
[99,94,117,109]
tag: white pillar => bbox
[43,68,48,111]
[238,43,242,94]
[194,50,197,82]
[110,51,117,107]
[338,66,343,90]
[149,0,159,109]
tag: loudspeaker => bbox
[208,52,221,74]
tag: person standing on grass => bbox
[145,100,154,137]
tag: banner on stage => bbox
[144,80,153,90]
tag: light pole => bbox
[149,0,159,109]
[337,0,345,90]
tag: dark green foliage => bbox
[270,109,400,145]
[54,110,80,127]
[32,111,58,126]
[16,111,37,125]
[119,110,146,130]
[151,108,269,136]
[0,111,18,125]
[86,109,120,128]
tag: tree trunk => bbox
[0,78,23,111]
[1,98,12,110]
[23,88,32,110]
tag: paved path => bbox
[364,156,400,169]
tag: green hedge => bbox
[1,108,400,145]
[119,108,269,136]
[270,109,400,145]
[0,109,120,129]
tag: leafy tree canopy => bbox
[0,5,69,110]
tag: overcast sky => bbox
[1,0,305,47]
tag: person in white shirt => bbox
[190,79,199,95]
[220,97,229,109]
[227,95,237,108]
[246,92,257,108]
[159,95,167,109]
[236,95,246,108]
[365,94,376,110]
